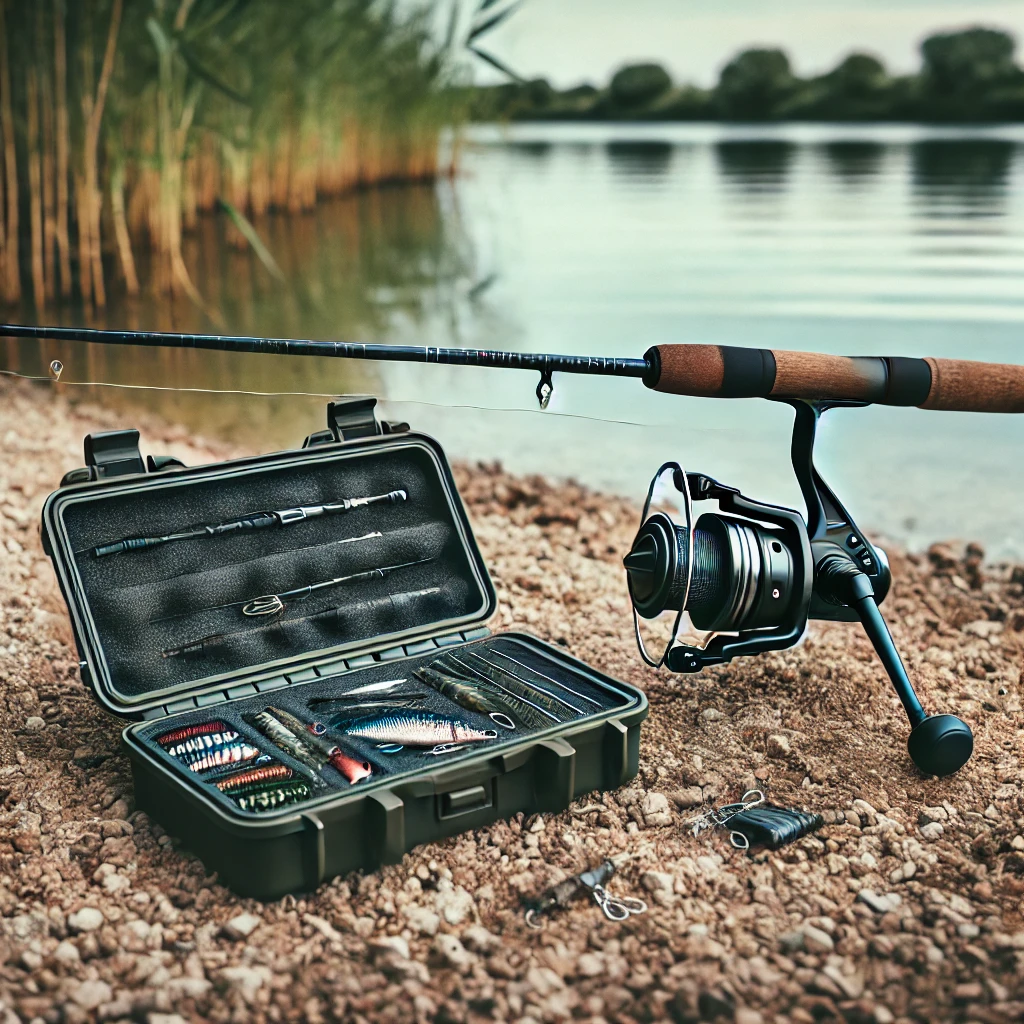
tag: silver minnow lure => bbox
[342,712,498,748]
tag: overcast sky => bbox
[465,0,1024,88]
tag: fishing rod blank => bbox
[3,323,1023,413]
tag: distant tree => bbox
[829,53,888,98]
[716,49,796,119]
[609,63,673,107]
[921,27,1016,94]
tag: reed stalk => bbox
[0,0,467,313]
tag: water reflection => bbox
[822,141,885,183]
[3,185,470,449]
[910,140,1015,214]
[605,140,675,178]
[715,140,795,190]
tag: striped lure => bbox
[235,780,312,813]
[156,720,230,747]
[213,763,294,792]
[183,741,261,773]
[340,712,498,749]
[164,728,243,760]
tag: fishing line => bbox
[0,364,735,432]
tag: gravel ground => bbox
[0,377,1023,1024]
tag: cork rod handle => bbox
[644,345,1024,413]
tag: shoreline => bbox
[1,376,1022,1022]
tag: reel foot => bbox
[907,714,973,777]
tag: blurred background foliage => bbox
[0,0,469,314]
[469,26,1024,125]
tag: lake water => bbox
[5,123,1024,559]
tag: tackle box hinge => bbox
[82,429,146,480]
[302,397,410,448]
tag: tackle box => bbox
[41,398,648,899]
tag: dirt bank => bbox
[0,377,1022,1024]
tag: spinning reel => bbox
[624,400,974,777]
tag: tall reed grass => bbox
[0,0,465,312]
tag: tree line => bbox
[469,27,1024,124]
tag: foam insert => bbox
[53,439,489,705]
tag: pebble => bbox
[66,907,104,933]
[24,716,45,732]
[461,925,499,953]
[801,925,835,954]
[218,965,270,1003]
[69,980,112,1010]
[433,933,476,972]
[403,904,441,936]
[920,821,944,840]
[641,791,672,826]
[221,912,261,940]
[53,941,80,963]
[434,884,475,925]
[857,889,901,914]
[370,935,410,960]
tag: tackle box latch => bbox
[82,429,146,480]
[303,397,410,448]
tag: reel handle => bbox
[816,554,973,777]
[644,344,1024,413]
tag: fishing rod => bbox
[4,323,1023,412]
[13,321,1021,777]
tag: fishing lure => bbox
[248,711,330,786]
[487,648,601,708]
[438,653,560,727]
[212,763,294,792]
[337,711,498,754]
[413,666,516,730]
[691,792,824,850]
[464,650,584,716]
[181,741,262,773]
[91,490,407,557]
[163,728,250,764]
[235,780,312,813]
[524,860,647,929]
[344,678,408,696]
[156,720,230,747]
[265,706,372,783]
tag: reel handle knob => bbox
[815,552,973,777]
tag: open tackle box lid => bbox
[40,398,497,720]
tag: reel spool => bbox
[624,402,974,778]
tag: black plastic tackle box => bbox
[41,398,648,899]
